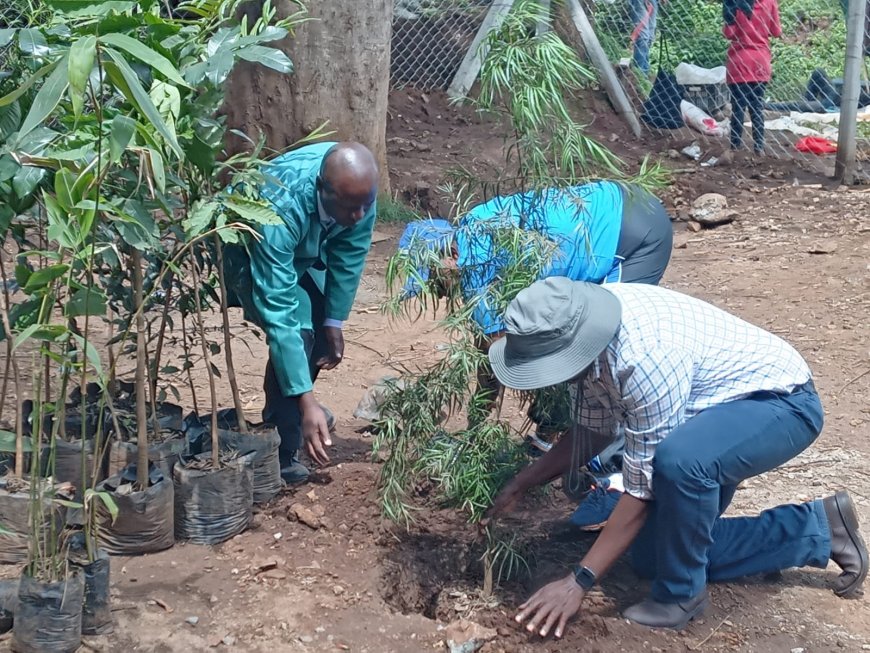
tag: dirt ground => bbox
[3,89,870,652]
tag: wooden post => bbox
[447,0,516,100]
[536,0,551,36]
[566,0,642,138]
[835,0,867,183]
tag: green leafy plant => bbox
[375,1,672,597]
[468,0,623,190]
[0,0,302,580]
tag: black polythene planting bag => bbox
[641,31,684,129]
[642,70,684,129]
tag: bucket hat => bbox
[488,277,622,390]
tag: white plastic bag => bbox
[681,100,728,137]
[675,63,727,86]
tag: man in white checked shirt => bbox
[484,277,867,638]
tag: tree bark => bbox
[223,0,394,194]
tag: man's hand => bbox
[480,476,527,527]
[299,393,332,466]
[317,326,344,370]
[515,574,585,639]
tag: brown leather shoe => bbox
[623,590,709,630]
[823,491,868,598]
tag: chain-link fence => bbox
[390,0,868,173]
[592,0,865,168]
[391,0,491,89]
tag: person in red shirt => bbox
[723,0,782,153]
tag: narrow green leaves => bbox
[102,48,182,157]
[14,54,70,147]
[0,61,60,108]
[68,36,97,119]
[109,114,136,161]
[66,287,107,317]
[99,33,189,87]
[17,29,49,57]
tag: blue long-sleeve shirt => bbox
[457,182,624,335]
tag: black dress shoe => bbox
[623,590,709,629]
[823,491,869,598]
[280,454,310,484]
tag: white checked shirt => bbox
[571,283,812,501]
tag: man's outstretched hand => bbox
[317,326,344,370]
[299,393,332,466]
[479,476,526,529]
[515,574,585,639]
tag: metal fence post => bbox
[536,0,551,36]
[447,0,516,100]
[566,0,642,138]
[835,0,868,183]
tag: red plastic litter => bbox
[795,136,837,154]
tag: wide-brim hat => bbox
[488,277,621,390]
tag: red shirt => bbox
[723,0,782,84]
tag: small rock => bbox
[443,619,497,653]
[332,585,345,595]
[791,648,805,653]
[289,503,321,530]
[690,193,735,227]
[222,636,236,646]
[687,220,702,232]
[261,569,287,580]
[209,595,219,604]
[807,242,837,255]
[254,559,279,573]
[299,635,314,643]
[186,616,199,626]
[667,149,681,159]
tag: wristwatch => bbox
[572,565,597,591]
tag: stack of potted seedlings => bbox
[0,0,302,649]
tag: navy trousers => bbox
[262,274,327,467]
[630,382,828,602]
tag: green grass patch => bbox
[377,194,422,224]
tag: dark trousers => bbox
[729,82,766,152]
[630,383,826,602]
[615,188,673,286]
[262,274,327,467]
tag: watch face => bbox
[574,566,596,590]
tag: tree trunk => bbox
[223,0,393,194]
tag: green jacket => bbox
[225,142,376,397]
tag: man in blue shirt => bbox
[397,181,673,526]
[225,142,379,484]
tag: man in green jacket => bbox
[225,141,379,483]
